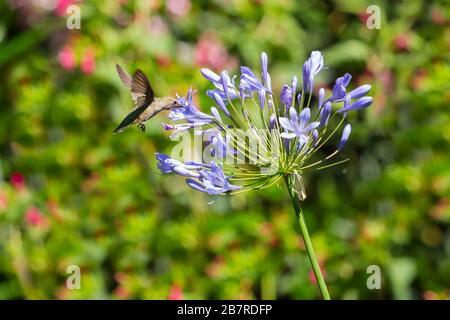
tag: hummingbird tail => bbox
[113,124,127,133]
[113,105,147,133]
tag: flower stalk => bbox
[284,175,331,300]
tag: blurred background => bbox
[0,0,449,299]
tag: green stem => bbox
[284,176,331,300]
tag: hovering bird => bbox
[113,64,181,133]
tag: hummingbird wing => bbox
[116,65,154,106]
[115,64,132,89]
[131,69,154,106]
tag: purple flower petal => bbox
[186,162,242,195]
[337,96,373,113]
[161,123,174,131]
[186,178,207,193]
[172,165,200,178]
[213,92,231,117]
[342,73,352,87]
[258,89,266,109]
[269,113,276,129]
[221,71,231,98]
[319,101,332,128]
[298,108,311,128]
[330,73,352,101]
[348,84,371,100]
[279,117,294,131]
[261,52,269,86]
[240,66,267,97]
[172,89,215,123]
[155,153,172,173]
[338,124,351,150]
[304,121,320,132]
[292,76,298,94]
[318,88,325,108]
[201,68,221,83]
[312,129,319,146]
[280,84,293,109]
[289,107,299,125]
[210,106,222,123]
[302,51,324,92]
[266,73,272,92]
[280,132,296,139]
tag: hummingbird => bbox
[113,64,181,133]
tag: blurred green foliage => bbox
[0,0,449,299]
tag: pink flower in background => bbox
[148,16,169,36]
[423,290,439,300]
[81,48,95,75]
[167,0,191,17]
[58,46,76,70]
[195,32,229,71]
[114,286,130,299]
[358,11,370,24]
[25,206,45,226]
[10,172,25,190]
[168,285,184,300]
[394,33,411,52]
[156,54,171,67]
[0,192,8,210]
[55,0,76,16]
[431,7,445,25]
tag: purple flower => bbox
[269,113,276,129]
[337,96,373,113]
[204,128,228,158]
[265,73,272,92]
[155,153,173,173]
[280,84,293,109]
[161,122,206,138]
[292,76,298,94]
[318,88,325,108]
[201,68,239,101]
[184,161,212,169]
[210,107,222,123]
[297,93,302,105]
[221,71,233,99]
[347,84,372,100]
[156,153,201,177]
[319,101,332,128]
[261,52,269,88]
[170,89,215,123]
[330,73,352,101]
[258,89,266,109]
[338,124,351,150]
[212,92,230,117]
[240,66,268,97]
[312,129,319,147]
[302,51,324,92]
[279,107,320,145]
[156,154,240,194]
[186,162,241,195]
[200,68,221,83]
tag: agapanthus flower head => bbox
[302,51,324,92]
[157,51,373,200]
